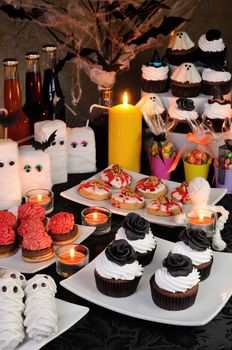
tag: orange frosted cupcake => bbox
[0,224,18,257]
[17,218,45,245]
[22,227,54,262]
[48,212,79,246]
[18,202,46,222]
[0,211,17,229]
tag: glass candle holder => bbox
[187,208,217,237]
[55,244,89,278]
[81,206,111,235]
[25,189,54,214]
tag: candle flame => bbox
[199,211,204,221]
[170,30,175,36]
[93,212,98,219]
[37,194,42,201]
[123,92,128,108]
[70,248,75,259]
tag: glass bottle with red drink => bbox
[23,52,51,134]
[42,44,65,122]
[3,58,30,142]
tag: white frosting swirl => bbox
[198,34,225,52]
[168,31,194,50]
[171,241,212,265]
[155,266,200,293]
[111,192,145,204]
[202,68,231,82]
[24,274,57,342]
[95,252,143,280]
[141,65,169,80]
[171,63,202,83]
[115,227,157,253]
[0,279,25,350]
[168,105,198,121]
[204,101,231,119]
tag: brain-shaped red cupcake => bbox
[17,218,45,237]
[0,211,17,228]
[0,224,16,245]
[48,212,75,234]
[18,203,46,221]
[22,230,52,250]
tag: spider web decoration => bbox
[0,0,201,105]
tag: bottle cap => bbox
[25,52,40,59]
[42,44,57,52]
[3,58,18,66]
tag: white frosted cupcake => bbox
[115,213,157,266]
[94,239,143,297]
[202,66,231,95]
[198,29,227,66]
[168,97,199,133]
[167,31,196,65]
[171,62,202,97]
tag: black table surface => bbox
[37,172,232,350]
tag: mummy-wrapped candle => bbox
[19,146,52,196]
[67,126,96,174]
[34,120,67,185]
[0,139,22,210]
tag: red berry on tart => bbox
[78,178,111,200]
[171,181,192,204]
[48,212,79,246]
[135,176,168,199]
[111,186,145,210]
[146,195,182,216]
[100,164,132,189]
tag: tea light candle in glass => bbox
[25,189,54,214]
[187,208,217,237]
[81,207,111,235]
[55,244,89,278]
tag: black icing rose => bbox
[163,253,193,277]
[206,29,221,41]
[179,229,210,251]
[176,97,195,111]
[122,213,150,241]
[105,239,137,266]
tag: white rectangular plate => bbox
[18,299,89,350]
[61,237,232,326]
[60,168,227,227]
[0,225,95,274]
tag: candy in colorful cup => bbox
[150,152,176,180]
[183,158,212,182]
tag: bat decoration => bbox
[32,130,57,151]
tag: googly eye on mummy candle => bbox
[34,120,67,185]
[19,145,52,196]
[0,139,22,210]
[67,126,96,174]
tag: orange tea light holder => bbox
[81,206,111,235]
[25,188,54,214]
[187,208,217,237]
[55,244,89,277]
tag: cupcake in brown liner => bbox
[166,31,196,66]
[94,239,143,297]
[115,213,157,266]
[48,212,79,246]
[0,224,18,258]
[202,64,231,95]
[141,50,169,93]
[198,29,227,67]
[150,252,200,310]
[171,62,202,97]
[171,229,213,281]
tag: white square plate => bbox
[18,299,89,350]
[0,225,96,274]
[60,237,232,326]
[60,167,227,227]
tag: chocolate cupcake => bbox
[171,229,213,281]
[171,62,202,97]
[94,239,143,297]
[202,63,231,95]
[115,213,157,266]
[48,212,79,245]
[167,31,196,66]
[198,29,227,67]
[141,50,169,93]
[168,97,199,133]
[150,252,200,310]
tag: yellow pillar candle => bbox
[108,92,142,172]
